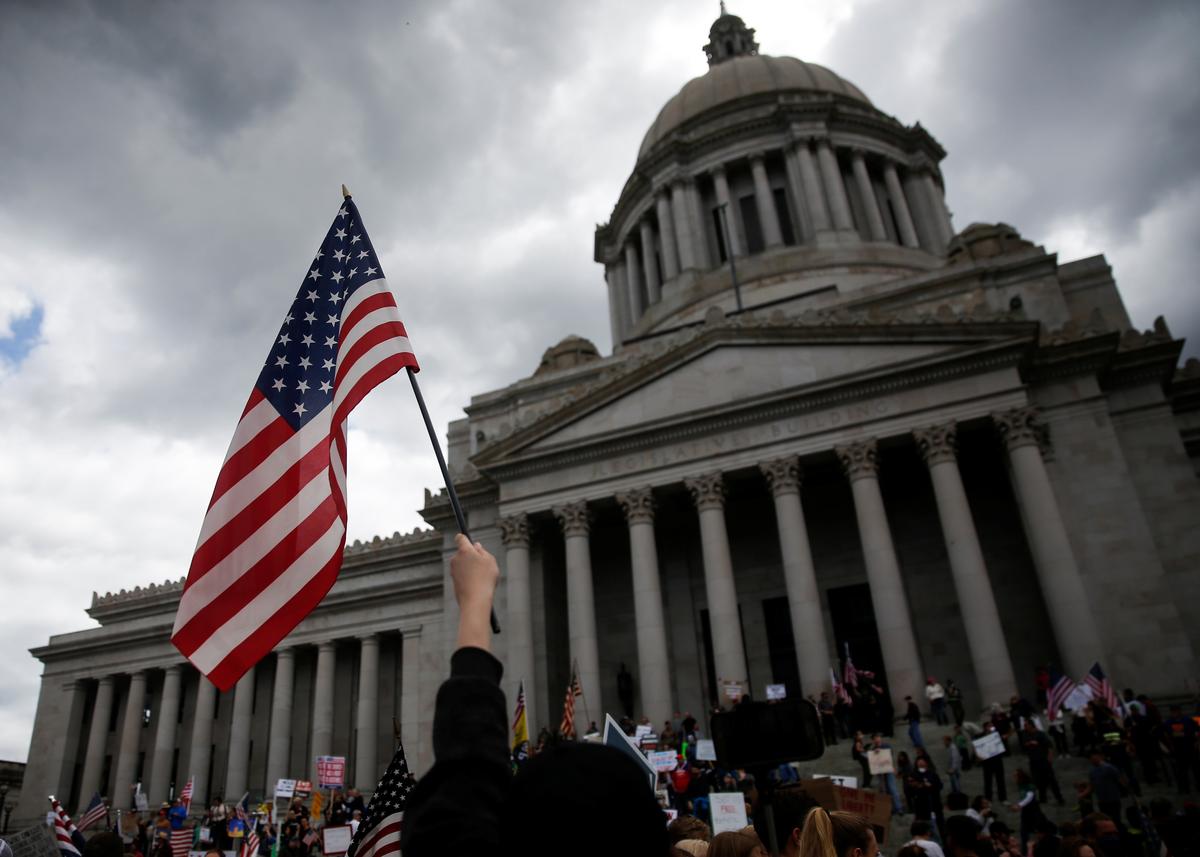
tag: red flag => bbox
[171,197,418,690]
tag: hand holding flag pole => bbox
[339,184,500,635]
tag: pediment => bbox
[472,319,1037,467]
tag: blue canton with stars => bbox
[256,198,387,431]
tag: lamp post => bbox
[715,202,744,312]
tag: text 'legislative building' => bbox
[16,10,1200,826]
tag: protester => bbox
[1079,813,1122,857]
[1086,752,1125,821]
[852,732,872,788]
[906,820,946,857]
[927,679,949,726]
[907,697,926,748]
[979,723,1008,802]
[966,797,993,836]
[943,735,963,794]
[945,681,965,728]
[796,807,877,857]
[870,733,905,814]
[820,693,839,746]
[1162,703,1200,793]
[708,829,767,857]
[670,816,712,846]
[398,534,670,856]
[1020,719,1064,805]
[943,815,988,857]
[907,754,945,835]
[1010,769,1047,849]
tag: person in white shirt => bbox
[925,678,948,725]
[906,820,946,857]
[966,796,994,835]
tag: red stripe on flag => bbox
[332,353,418,429]
[208,415,294,509]
[335,320,410,387]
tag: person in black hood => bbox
[400,534,671,857]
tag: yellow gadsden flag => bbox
[310,788,324,819]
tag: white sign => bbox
[766,684,787,700]
[199,828,212,844]
[274,779,297,799]
[866,748,895,775]
[695,739,717,761]
[648,750,679,772]
[721,680,747,702]
[635,724,653,740]
[710,792,749,835]
[322,825,354,856]
[813,774,859,789]
[1064,684,1094,712]
[972,731,1006,761]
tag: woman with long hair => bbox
[797,807,877,857]
[708,828,767,857]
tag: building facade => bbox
[17,10,1200,828]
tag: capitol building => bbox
[16,10,1200,826]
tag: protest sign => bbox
[603,713,657,790]
[813,774,859,788]
[294,780,313,798]
[315,756,346,788]
[322,825,354,856]
[648,750,679,772]
[1063,684,1093,712]
[795,778,893,843]
[721,680,747,703]
[710,793,749,835]
[199,828,211,845]
[866,748,894,775]
[766,684,787,700]
[635,724,653,741]
[695,739,717,761]
[6,823,56,857]
[274,779,296,798]
[972,732,1005,761]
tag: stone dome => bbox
[638,54,873,162]
[534,334,601,375]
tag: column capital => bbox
[357,632,379,645]
[710,163,728,179]
[401,625,423,640]
[162,664,182,676]
[849,147,867,160]
[96,674,115,686]
[616,487,656,524]
[835,439,879,481]
[992,406,1046,453]
[749,152,766,166]
[275,646,295,660]
[759,455,802,496]
[553,500,591,537]
[317,640,337,654]
[914,422,958,466]
[685,472,726,511]
[499,513,531,547]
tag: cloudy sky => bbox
[2,0,1198,762]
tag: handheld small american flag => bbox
[240,824,261,857]
[77,791,107,832]
[50,798,86,856]
[830,667,852,706]
[1046,667,1076,717]
[346,744,416,857]
[1085,662,1120,712]
[171,196,419,690]
[179,777,194,814]
[559,668,582,739]
[170,828,193,857]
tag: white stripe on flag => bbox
[334,338,415,415]
[219,398,281,466]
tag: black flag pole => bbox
[340,185,498,635]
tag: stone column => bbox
[612,259,631,336]
[189,675,216,805]
[851,150,888,241]
[685,180,710,268]
[914,423,1018,704]
[500,514,536,736]
[311,641,336,776]
[655,191,680,280]
[553,501,602,720]
[760,456,832,699]
[355,635,379,790]
[835,440,924,707]
[400,628,422,772]
[922,172,955,245]
[265,648,294,793]
[623,242,644,321]
[993,407,1104,678]
[78,675,115,803]
[816,140,855,232]
[783,147,814,242]
[750,155,784,248]
[639,220,662,305]
[711,166,744,257]
[604,265,623,349]
[112,671,147,810]
[616,488,673,726]
[670,180,698,271]
[883,163,919,248]
[149,666,183,804]
[903,170,936,251]
[684,472,748,690]
[795,143,833,233]
[224,665,255,798]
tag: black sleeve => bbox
[400,646,509,855]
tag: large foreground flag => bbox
[346,743,416,857]
[50,798,86,855]
[172,197,419,690]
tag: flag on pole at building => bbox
[170,195,420,691]
[50,798,85,856]
[559,667,583,739]
[170,829,193,857]
[77,792,108,832]
[345,743,416,857]
[1085,662,1120,712]
[1045,667,1076,717]
[512,679,529,758]
[179,777,194,814]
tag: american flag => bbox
[1045,667,1076,717]
[171,197,419,691]
[1085,662,1120,712]
[170,828,193,857]
[559,668,582,739]
[512,679,529,757]
[346,743,416,857]
[240,824,261,857]
[178,777,194,814]
[830,667,852,706]
[50,798,86,856]
[76,791,107,831]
